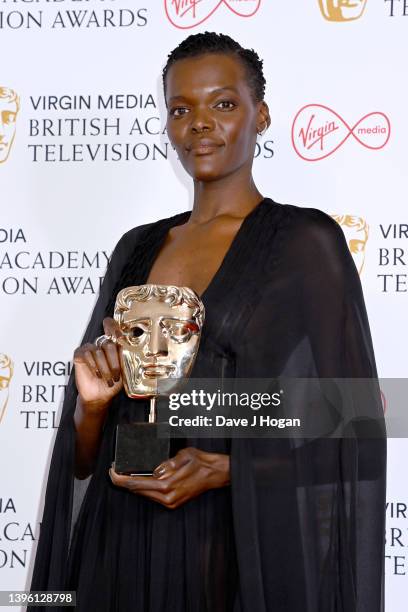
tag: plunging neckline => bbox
[143,197,270,302]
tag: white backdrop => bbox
[0,1,406,610]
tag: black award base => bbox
[114,422,170,476]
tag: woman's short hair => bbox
[162,31,266,103]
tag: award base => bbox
[114,422,170,476]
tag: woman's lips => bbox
[187,141,223,156]
[191,145,221,155]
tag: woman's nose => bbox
[190,107,215,133]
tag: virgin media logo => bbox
[291,104,391,162]
[164,0,261,29]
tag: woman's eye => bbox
[170,107,189,117]
[215,100,236,110]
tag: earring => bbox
[257,124,268,137]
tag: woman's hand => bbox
[74,317,124,414]
[109,447,230,509]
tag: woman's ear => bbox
[256,101,271,134]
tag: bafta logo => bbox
[318,0,368,21]
[0,87,20,164]
[331,215,369,275]
[0,354,14,424]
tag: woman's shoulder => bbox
[121,210,189,242]
[268,199,346,247]
[112,209,190,255]
[269,199,339,229]
[263,199,351,276]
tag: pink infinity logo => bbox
[164,0,261,29]
[291,104,391,162]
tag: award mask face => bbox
[114,285,205,398]
[331,214,369,275]
[318,0,367,22]
[0,88,19,164]
[0,354,13,424]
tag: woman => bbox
[30,32,386,611]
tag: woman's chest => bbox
[145,217,244,299]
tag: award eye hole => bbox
[186,321,199,334]
[173,326,189,336]
[164,322,197,343]
[3,111,16,125]
[131,326,145,338]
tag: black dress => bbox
[29,198,386,612]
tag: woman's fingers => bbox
[93,348,115,387]
[103,317,125,341]
[109,467,186,509]
[103,343,121,382]
[74,343,102,379]
[153,447,196,478]
[109,451,200,506]
[110,468,170,491]
[75,343,114,387]
[74,318,123,386]
[102,318,123,382]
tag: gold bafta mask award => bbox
[318,0,367,22]
[112,284,205,475]
[0,87,19,164]
[0,353,14,424]
[331,214,369,275]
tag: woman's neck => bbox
[190,170,263,224]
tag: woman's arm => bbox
[74,396,110,479]
[73,318,123,479]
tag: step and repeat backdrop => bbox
[0,1,406,610]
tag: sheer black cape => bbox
[29,199,386,612]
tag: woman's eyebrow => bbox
[167,86,240,104]
[209,86,240,95]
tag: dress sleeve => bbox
[29,229,135,593]
[230,208,386,612]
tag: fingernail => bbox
[96,370,102,379]
[113,374,120,382]
[154,465,166,477]
[107,379,114,387]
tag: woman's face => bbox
[165,53,269,182]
